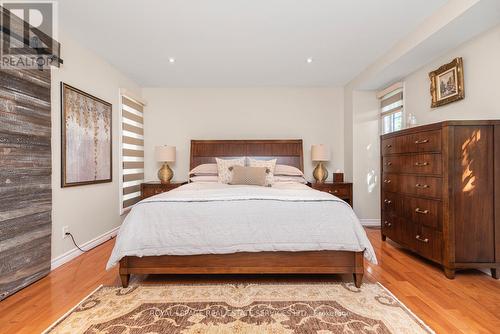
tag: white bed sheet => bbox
[107,182,377,269]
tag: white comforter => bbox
[107,182,376,269]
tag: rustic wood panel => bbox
[0,63,52,300]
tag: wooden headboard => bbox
[190,139,304,172]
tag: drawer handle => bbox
[415,183,429,188]
[384,221,392,227]
[386,144,392,148]
[415,235,429,243]
[384,199,392,204]
[414,139,429,144]
[385,162,393,166]
[328,189,339,194]
[415,208,429,214]
[384,179,392,184]
[414,162,429,167]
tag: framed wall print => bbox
[429,57,464,108]
[61,83,112,187]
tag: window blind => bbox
[379,83,404,134]
[121,96,144,211]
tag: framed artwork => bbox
[61,83,112,187]
[429,57,464,108]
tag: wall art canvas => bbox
[61,83,112,187]
[429,57,464,108]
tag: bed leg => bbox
[120,274,130,288]
[353,273,363,288]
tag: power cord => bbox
[66,232,87,252]
[65,232,115,253]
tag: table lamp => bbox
[311,144,330,183]
[155,145,176,184]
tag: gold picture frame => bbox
[429,57,464,108]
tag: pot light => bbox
[306,57,313,63]
[168,57,175,63]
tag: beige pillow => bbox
[275,164,304,177]
[189,175,219,183]
[189,163,218,176]
[247,158,277,186]
[229,166,269,186]
[273,175,307,184]
[215,157,245,184]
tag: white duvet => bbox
[107,182,377,269]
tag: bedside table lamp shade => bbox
[311,144,330,183]
[155,145,176,183]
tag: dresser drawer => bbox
[382,154,442,175]
[381,137,397,155]
[405,154,442,175]
[403,196,442,230]
[382,192,400,216]
[381,214,401,241]
[383,129,442,155]
[400,175,442,199]
[381,174,398,193]
[415,225,443,263]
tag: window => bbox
[379,82,404,134]
[120,94,145,214]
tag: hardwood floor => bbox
[0,227,498,333]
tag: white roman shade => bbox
[378,82,404,134]
[121,96,145,211]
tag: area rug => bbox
[44,283,434,333]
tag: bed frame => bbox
[119,139,364,288]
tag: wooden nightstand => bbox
[310,182,353,207]
[141,181,187,199]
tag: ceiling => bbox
[58,0,448,87]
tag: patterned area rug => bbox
[45,283,433,333]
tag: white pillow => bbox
[215,157,245,184]
[275,164,304,177]
[189,163,218,176]
[273,175,307,184]
[247,158,277,186]
[189,175,219,183]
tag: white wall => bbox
[51,30,141,260]
[352,91,380,220]
[142,87,344,182]
[405,24,500,124]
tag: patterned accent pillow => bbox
[215,157,245,184]
[229,166,269,186]
[247,158,277,186]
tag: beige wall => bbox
[142,87,345,182]
[51,31,141,260]
[405,24,500,124]
[352,90,380,221]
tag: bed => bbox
[109,139,376,288]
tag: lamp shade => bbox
[155,145,176,162]
[311,144,330,162]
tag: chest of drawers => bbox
[380,121,499,279]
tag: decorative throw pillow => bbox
[189,163,218,176]
[189,175,219,183]
[229,166,269,186]
[275,164,304,177]
[247,158,277,186]
[215,157,245,184]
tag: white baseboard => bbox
[50,226,119,271]
[359,219,380,227]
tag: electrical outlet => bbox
[62,226,69,239]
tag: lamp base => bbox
[158,163,173,184]
[313,162,328,183]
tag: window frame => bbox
[378,82,405,135]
